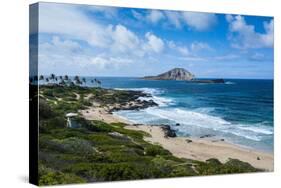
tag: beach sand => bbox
[80,106,274,171]
[80,106,131,124]
[126,125,273,171]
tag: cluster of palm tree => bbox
[30,74,102,87]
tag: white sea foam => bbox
[115,87,173,106]
[237,124,273,135]
[114,87,272,143]
[140,107,272,141]
[193,107,216,114]
[114,87,163,95]
[225,81,236,85]
[138,96,174,107]
[145,108,231,130]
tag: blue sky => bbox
[34,2,274,79]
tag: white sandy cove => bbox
[80,107,273,171]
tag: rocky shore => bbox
[64,86,273,171]
[38,84,274,186]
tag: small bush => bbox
[39,164,85,185]
[39,99,54,119]
[145,145,171,156]
[41,137,95,156]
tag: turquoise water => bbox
[78,77,275,152]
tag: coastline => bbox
[80,104,273,171]
[38,84,274,185]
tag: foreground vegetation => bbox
[38,85,261,186]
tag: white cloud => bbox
[167,40,176,49]
[261,20,274,47]
[131,10,144,20]
[191,42,212,52]
[145,10,218,31]
[168,41,189,55]
[248,52,268,61]
[168,40,212,56]
[226,15,274,49]
[177,56,206,62]
[144,32,165,53]
[177,46,190,56]
[177,53,240,62]
[39,36,86,63]
[85,6,118,18]
[38,3,111,48]
[182,12,217,31]
[146,10,165,24]
[225,14,234,22]
[38,35,134,74]
[51,36,81,51]
[213,54,239,61]
[38,3,168,58]
[110,24,140,54]
[164,11,182,28]
[90,56,133,69]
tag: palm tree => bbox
[73,75,81,86]
[82,77,86,84]
[59,76,63,80]
[49,73,55,84]
[69,81,75,87]
[75,79,82,86]
[39,75,44,80]
[64,75,69,81]
[59,79,66,86]
[74,75,79,81]
[50,73,55,80]
[45,78,49,83]
[96,79,101,87]
[93,78,97,87]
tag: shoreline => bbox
[80,105,273,171]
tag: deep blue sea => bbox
[74,77,275,152]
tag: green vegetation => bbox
[38,85,261,185]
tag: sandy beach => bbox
[80,106,274,171]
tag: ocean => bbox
[57,77,275,152]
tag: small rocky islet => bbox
[143,67,225,83]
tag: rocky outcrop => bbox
[161,125,177,138]
[143,68,195,81]
[200,134,215,138]
[107,91,158,113]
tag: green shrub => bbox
[39,99,54,119]
[145,145,171,157]
[195,158,259,175]
[40,137,95,156]
[39,116,66,131]
[224,158,259,173]
[39,164,85,185]
[78,119,112,132]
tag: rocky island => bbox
[143,68,195,80]
[143,68,225,84]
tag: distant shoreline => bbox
[36,75,274,80]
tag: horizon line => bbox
[35,74,274,80]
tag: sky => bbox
[32,2,274,79]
